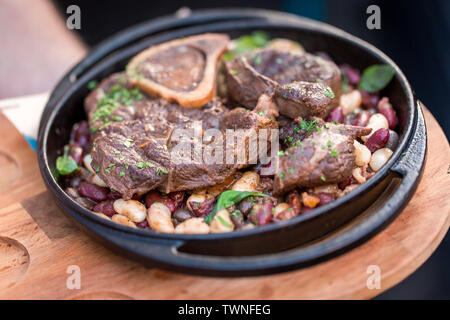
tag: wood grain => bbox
[0,106,448,300]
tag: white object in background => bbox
[0,92,49,140]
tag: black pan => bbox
[37,9,426,276]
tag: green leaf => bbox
[205,190,267,224]
[56,155,79,176]
[87,80,98,90]
[223,31,269,61]
[358,64,395,93]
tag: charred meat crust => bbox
[225,49,342,119]
[273,122,371,195]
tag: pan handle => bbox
[87,101,427,277]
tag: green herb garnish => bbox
[217,215,232,228]
[87,80,98,90]
[358,64,395,93]
[324,86,335,99]
[223,31,269,61]
[205,190,267,224]
[329,149,339,157]
[56,146,79,176]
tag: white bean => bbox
[340,90,362,115]
[83,154,107,187]
[112,214,137,228]
[273,203,290,219]
[352,167,366,184]
[83,154,95,173]
[175,218,210,234]
[91,174,108,187]
[93,212,110,220]
[147,202,174,233]
[369,148,393,171]
[231,171,259,192]
[210,209,234,233]
[113,199,147,223]
[362,113,389,142]
[353,140,371,166]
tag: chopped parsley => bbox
[123,138,133,148]
[278,151,285,157]
[91,85,144,129]
[324,86,335,99]
[279,172,285,179]
[321,176,327,182]
[217,215,232,228]
[300,119,319,136]
[329,149,339,157]
[119,171,125,177]
[289,168,295,174]
[87,80,98,90]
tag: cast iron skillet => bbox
[38,9,426,276]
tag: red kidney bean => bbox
[300,206,314,214]
[131,194,143,201]
[385,130,399,150]
[377,97,398,129]
[107,191,122,200]
[238,198,254,215]
[173,208,193,223]
[68,143,83,166]
[169,191,185,209]
[78,181,108,202]
[275,209,297,221]
[92,200,117,217]
[74,121,90,149]
[249,204,272,226]
[359,89,380,109]
[189,196,215,217]
[230,210,245,228]
[261,198,275,214]
[286,190,301,215]
[353,110,370,127]
[145,191,176,213]
[326,107,344,123]
[340,65,360,85]
[365,128,390,153]
[338,175,358,190]
[318,193,335,206]
[137,220,149,229]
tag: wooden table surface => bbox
[0,105,448,300]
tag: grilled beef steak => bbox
[127,33,229,108]
[273,81,335,118]
[89,93,277,199]
[273,121,371,195]
[225,49,341,119]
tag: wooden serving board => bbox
[0,105,448,300]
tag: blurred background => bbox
[1,0,448,299]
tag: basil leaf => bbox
[205,190,267,224]
[56,155,79,175]
[358,64,395,93]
